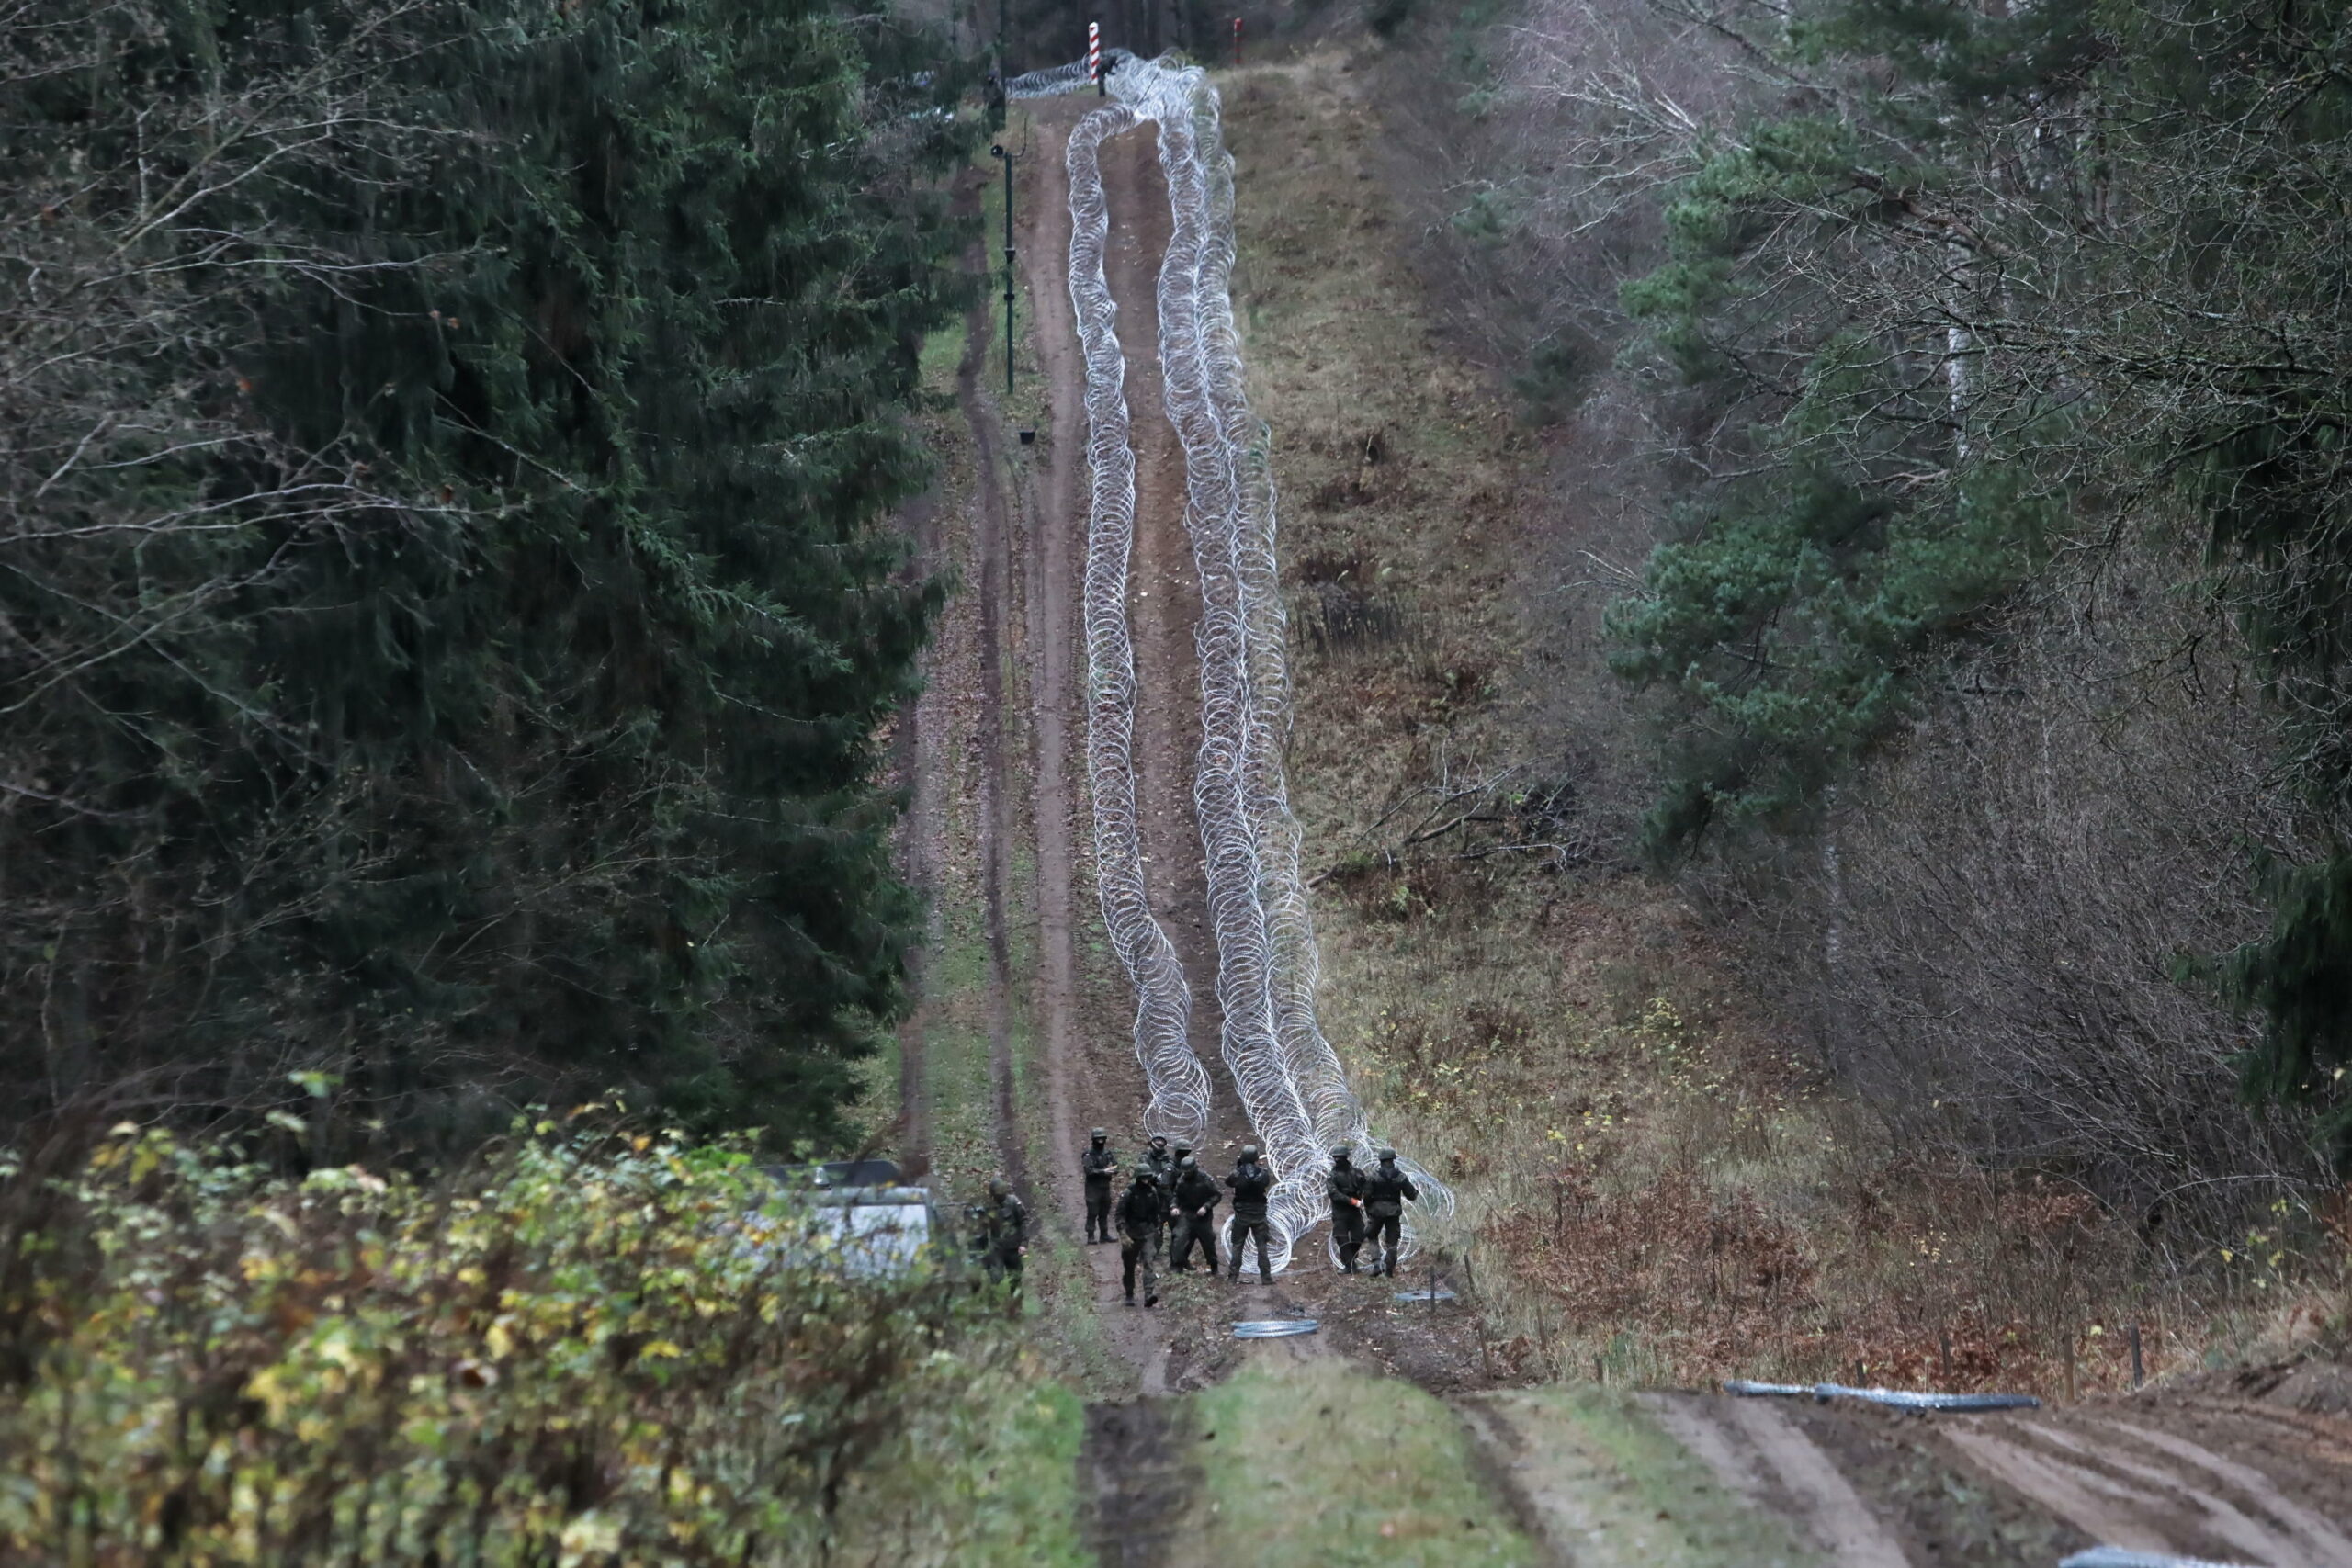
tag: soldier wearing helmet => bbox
[1081,1127,1118,1244]
[1224,1144,1276,1284]
[1166,1142,1195,1253]
[1115,1166,1164,1307]
[980,1178,1028,1308]
[1170,1154,1221,1273]
[1326,1144,1370,1273]
[1364,1148,1419,1279]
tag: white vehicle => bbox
[742,1160,940,1279]
[805,1185,934,1277]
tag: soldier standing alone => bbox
[1225,1145,1275,1285]
[1364,1149,1419,1279]
[1170,1154,1221,1273]
[1116,1167,1163,1307]
[1081,1128,1118,1244]
[981,1178,1028,1307]
[1326,1145,1370,1273]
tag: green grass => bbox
[1193,1359,1541,1567]
[941,1381,1095,1567]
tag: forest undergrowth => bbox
[1226,42,2352,1401]
[0,1113,1087,1567]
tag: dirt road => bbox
[914,62,2352,1568]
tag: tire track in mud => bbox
[888,480,942,1178]
[1080,1399,1204,1568]
[1018,97,1205,1564]
[1645,1394,1912,1566]
[956,268,1027,1196]
[1934,1400,2352,1566]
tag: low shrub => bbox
[0,1116,1071,1566]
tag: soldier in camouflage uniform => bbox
[962,1201,995,1292]
[1170,1154,1221,1273]
[1224,1145,1275,1284]
[1364,1149,1419,1279]
[1141,1134,1174,1185]
[1081,1127,1118,1244]
[1115,1167,1163,1306]
[982,1178,1028,1306]
[1166,1142,1195,1253]
[1140,1134,1175,1256]
[1326,1145,1370,1273]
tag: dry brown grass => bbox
[1227,48,2352,1401]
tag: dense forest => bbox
[1417,0,2352,1236]
[3,1,2350,1559]
[0,0,972,1153]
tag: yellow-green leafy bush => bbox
[0,1119,1078,1566]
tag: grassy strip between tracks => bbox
[1473,1387,1808,1568]
[1192,1358,1541,1567]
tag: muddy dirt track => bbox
[906,74,2352,1568]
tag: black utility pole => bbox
[991,143,1017,397]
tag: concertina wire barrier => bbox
[1015,52,1453,1273]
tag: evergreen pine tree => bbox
[0,0,973,1150]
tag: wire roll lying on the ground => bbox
[1724,1380,2042,1411]
[1232,1319,1319,1339]
[2058,1551,2266,1568]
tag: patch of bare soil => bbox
[1081,1397,1206,1568]
[1099,113,1237,1157]
[1014,96,1201,1396]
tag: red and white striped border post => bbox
[1088,21,1100,85]
[1233,17,1242,67]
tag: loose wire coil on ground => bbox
[2058,1551,2267,1568]
[1724,1380,2042,1412]
[1232,1319,1320,1339]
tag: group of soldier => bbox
[1082,1128,1420,1308]
[956,1133,1422,1314]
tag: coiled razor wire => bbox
[2059,1551,2267,1568]
[1179,67,1453,1246]
[1007,53,1127,99]
[1061,99,1214,1149]
[1149,67,1320,1274]
[1023,53,1452,1271]
[1724,1379,2041,1412]
[1232,1318,1319,1339]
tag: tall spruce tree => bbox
[0,0,971,1149]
